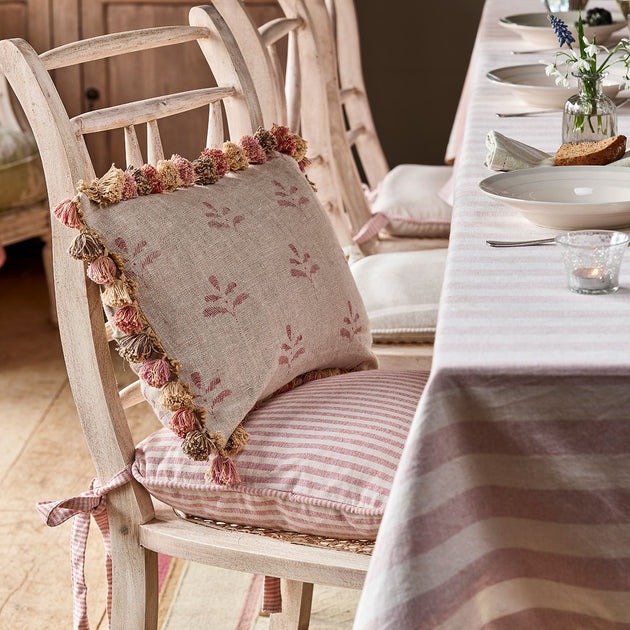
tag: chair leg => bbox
[268,580,314,630]
[110,543,159,630]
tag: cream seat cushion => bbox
[350,248,447,343]
[370,164,453,239]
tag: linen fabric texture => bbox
[83,153,377,449]
[0,128,46,209]
[132,369,429,539]
[369,164,453,238]
[350,249,447,343]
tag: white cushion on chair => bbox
[132,369,428,539]
[350,249,447,344]
[371,164,453,239]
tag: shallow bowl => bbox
[499,11,625,47]
[479,166,630,229]
[486,64,623,108]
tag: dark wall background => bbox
[355,0,485,166]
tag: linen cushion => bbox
[58,143,377,480]
[350,249,447,343]
[370,164,453,238]
[132,369,428,539]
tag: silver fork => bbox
[486,237,556,247]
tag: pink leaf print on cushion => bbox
[273,180,309,211]
[204,202,245,230]
[203,276,249,320]
[113,237,161,283]
[189,371,232,416]
[288,244,319,284]
[340,301,363,340]
[279,324,305,367]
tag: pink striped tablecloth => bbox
[354,1,630,628]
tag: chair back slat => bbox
[39,26,211,70]
[339,86,360,104]
[207,100,225,148]
[124,125,144,168]
[259,17,302,47]
[146,119,164,164]
[71,86,237,136]
[285,30,301,131]
[346,124,366,147]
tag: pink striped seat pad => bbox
[133,369,428,539]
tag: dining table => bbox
[353,0,630,628]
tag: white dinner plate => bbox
[486,64,623,109]
[479,166,630,229]
[499,11,625,48]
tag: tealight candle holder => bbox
[555,230,629,295]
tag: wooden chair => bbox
[0,73,54,321]
[210,0,443,370]
[323,0,454,256]
[1,7,432,628]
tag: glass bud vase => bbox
[562,72,617,143]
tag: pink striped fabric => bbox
[133,369,428,539]
[36,465,134,630]
[353,212,390,244]
[353,1,630,628]
[262,576,282,614]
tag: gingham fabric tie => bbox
[352,212,390,244]
[36,465,134,630]
[262,576,282,613]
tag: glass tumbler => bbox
[555,230,629,294]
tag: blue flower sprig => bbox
[549,14,576,48]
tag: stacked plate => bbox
[499,11,625,47]
[487,64,624,108]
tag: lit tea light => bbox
[572,267,612,291]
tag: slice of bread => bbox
[555,134,627,166]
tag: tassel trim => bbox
[50,127,313,473]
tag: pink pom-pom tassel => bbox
[111,303,143,335]
[202,148,229,177]
[141,164,164,194]
[52,198,82,229]
[87,255,117,284]
[138,358,172,388]
[207,454,240,486]
[270,124,296,155]
[121,171,139,200]
[168,408,198,439]
[171,154,196,186]
[298,156,311,173]
[239,135,267,164]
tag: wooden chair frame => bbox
[0,6,368,628]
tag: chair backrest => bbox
[324,0,389,191]
[211,0,378,252]
[0,6,262,490]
